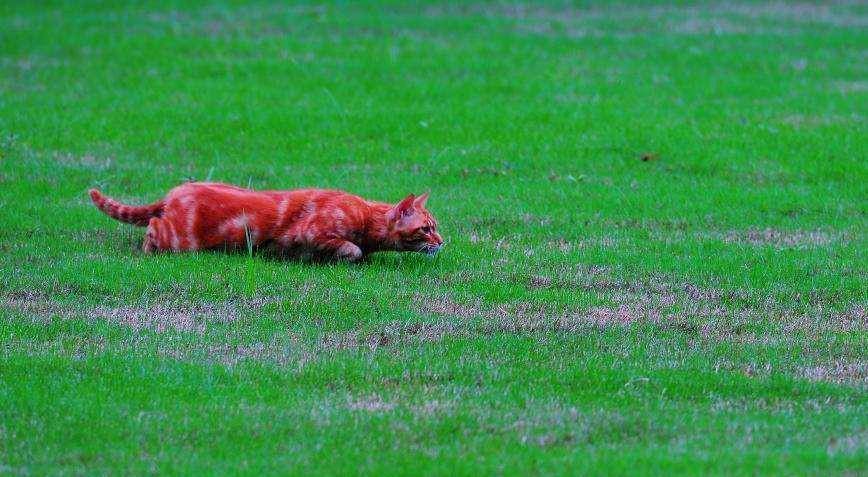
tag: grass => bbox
[1,0,866,475]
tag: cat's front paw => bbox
[336,242,362,262]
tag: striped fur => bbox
[89,189,164,226]
[89,182,443,261]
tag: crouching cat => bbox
[89,182,443,262]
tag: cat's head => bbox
[386,193,443,255]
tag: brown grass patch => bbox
[51,151,114,171]
[529,275,553,289]
[3,290,273,334]
[826,433,868,456]
[144,5,325,39]
[544,237,618,252]
[411,400,453,417]
[92,303,239,333]
[425,2,865,39]
[346,395,396,412]
[783,304,867,334]
[781,113,862,128]
[0,54,68,72]
[159,340,308,367]
[669,17,748,35]
[417,295,666,333]
[707,228,846,248]
[715,359,868,388]
[320,320,458,351]
[833,80,868,94]
[413,270,863,343]
[833,305,868,329]
[722,2,867,28]
[1,334,110,360]
[799,362,868,386]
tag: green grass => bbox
[1,1,866,475]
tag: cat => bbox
[89,182,443,261]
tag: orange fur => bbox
[89,182,443,261]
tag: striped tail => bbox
[89,189,164,226]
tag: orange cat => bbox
[90,182,443,261]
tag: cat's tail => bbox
[89,189,164,226]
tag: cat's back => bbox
[169,181,251,197]
[166,181,369,211]
[163,182,277,214]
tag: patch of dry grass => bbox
[158,340,308,367]
[2,290,273,334]
[799,362,868,386]
[346,394,397,412]
[424,1,867,40]
[320,320,458,352]
[706,228,848,248]
[6,277,861,375]
[712,357,868,387]
[781,113,864,128]
[413,271,865,343]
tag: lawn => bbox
[1,0,866,475]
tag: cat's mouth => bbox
[423,244,442,256]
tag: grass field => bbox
[1,0,866,474]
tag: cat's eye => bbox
[420,226,432,234]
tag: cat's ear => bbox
[413,192,429,208]
[387,193,416,223]
[395,193,416,215]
